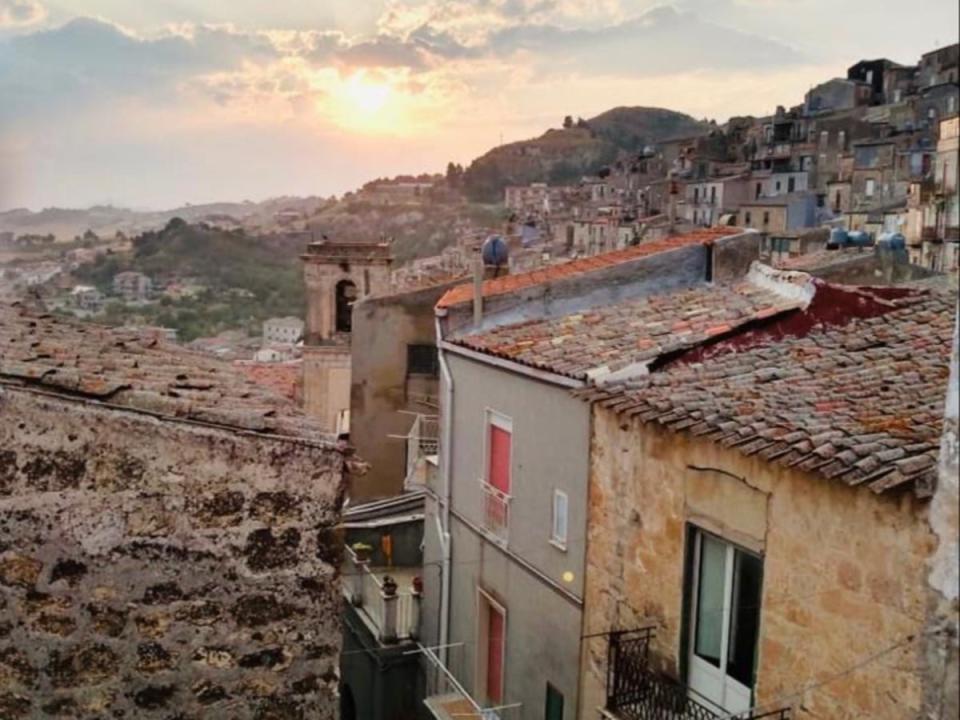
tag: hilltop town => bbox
[0,39,958,720]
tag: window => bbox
[545,684,564,720]
[335,279,357,333]
[687,528,763,714]
[775,181,781,193]
[407,344,438,377]
[693,187,700,202]
[744,211,752,226]
[838,130,846,149]
[762,211,770,226]
[788,177,796,193]
[551,490,568,549]
[710,186,717,204]
[866,179,876,197]
[755,182,762,199]
[483,411,512,543]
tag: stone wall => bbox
[0,387,345,719]
[923,316,959,718]
[580,406,935,720]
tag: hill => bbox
[73,219,306,341]
[0,197,329,244]
[462,106,711,201]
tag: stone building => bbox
[0,302,348,719]
[577,285,956,720]
[262,316,304,345]
[112,271,153,302]
[302,238,392,435]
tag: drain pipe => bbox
[435,314,454,667]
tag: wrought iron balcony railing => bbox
[604,628,790,720]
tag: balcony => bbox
[421,642,522,720]
[343,544,421,644]
[480,479,511,546]
[603,628,790,720]
[401,413,439,491]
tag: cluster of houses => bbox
[68,270,153,314]
[504,44,959,276]
[295,200,958,720]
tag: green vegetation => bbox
[74,219,304,341]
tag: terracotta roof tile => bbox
[436,227,737,309]
[578,290,955,496]
[452,278,804,379]
[0,302,330,442]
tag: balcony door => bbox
[477,590,507,709]
[687,529,763,715]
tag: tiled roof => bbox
[778,248,876,271]
[0,302,330,442]
[451,279,806,380]
[578,290,955,496]
[435,227,737,309]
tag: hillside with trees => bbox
[462,106,711,201]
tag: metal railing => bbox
[403,414,440,490]
[604,628,790,720]
[479,479,511,546]
[343,544,421,644]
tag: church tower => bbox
[301,238,392,434]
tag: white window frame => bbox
[865,178,876,197]
[550,489,569,551]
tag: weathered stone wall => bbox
[580,406,934,720]
[923,316,959,719]
[0,387,344,719]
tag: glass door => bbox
[688,529,763,714]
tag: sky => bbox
[0,0,957,210]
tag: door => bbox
[487,605,505,704]
[478,591,507,708]
[688,530,763,714]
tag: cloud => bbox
[0,0,45,28]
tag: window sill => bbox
[549,538,568,553]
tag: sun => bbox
[344,74,392,115]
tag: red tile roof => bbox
[435,227,739,309]
[578,289,955,496]
[0,302,329,442]
[452,280,805,379]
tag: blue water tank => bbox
[848,230,873,247]
[482,234,510,267]
[877,232,906,250]
[827,227,849,249]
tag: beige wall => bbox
[580,406,934,720]
[303,346,351,434]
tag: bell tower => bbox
[301,238,392,434]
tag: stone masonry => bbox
[0,303,348,719]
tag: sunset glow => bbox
[0,0,956,208]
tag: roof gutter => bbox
[439,341,585,389]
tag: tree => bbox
[445,162,464,188]
[562,115,574,129]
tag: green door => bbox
[545,684,564,720]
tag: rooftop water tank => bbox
[848,230,873,248]
[482,234,510,267]
[877,232,906,250]
[827,227,849,249]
